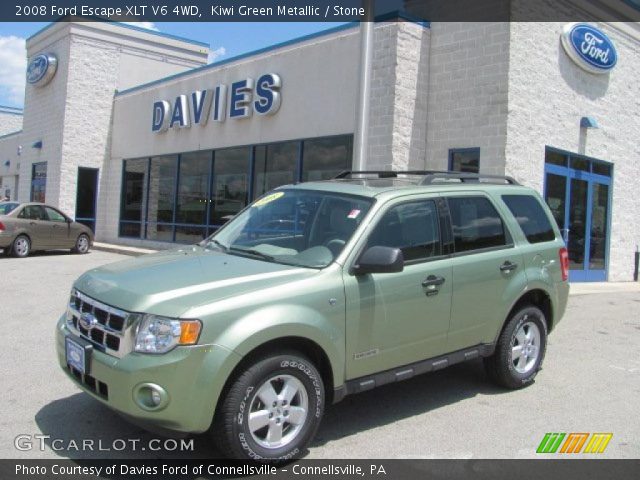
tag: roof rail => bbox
[333,170,519,185]
[420,172,519,185]
[333,170,450,179]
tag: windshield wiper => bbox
[228,246,275,261]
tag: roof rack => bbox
[333,170,519,185]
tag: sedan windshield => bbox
[203,189,373,268]
[0,202,19,215]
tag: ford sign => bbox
[561,23,617,74]
[26,53,58,87]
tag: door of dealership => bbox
[543,148,612,282]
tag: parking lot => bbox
[0,250,638,460]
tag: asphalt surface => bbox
[0,250,638,460]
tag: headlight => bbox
[135,315,202,354]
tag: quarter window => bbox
[447,196,507,252]
[502,195,556,244]
[368,200,441,262]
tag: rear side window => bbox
[447,196,507,253]
[18,205,45,220]
[502,195,556,244]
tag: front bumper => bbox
[56,315,241,434]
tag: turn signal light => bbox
[179,320,202,345]
[559,247,569,282]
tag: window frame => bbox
[442,193,514,257]
[448,147,480,173]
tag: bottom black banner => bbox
[1,459,639,480]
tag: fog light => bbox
[133,383,169,411]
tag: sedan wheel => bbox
[73,234,90,254]
[12,235,31,258]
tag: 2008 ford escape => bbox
[56,171,569,460]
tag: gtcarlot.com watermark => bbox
[14,434,194,452]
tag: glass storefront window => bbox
[31,162,47,203]
[176,151,211,227]
[146,155,178,241]
[253,142,298,198]
[119,159,147,238]
[120,135,355,243]
[302,136,352,181]
[210,147,250,226]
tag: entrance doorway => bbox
[75,167,99,232]
[543,148,612,282]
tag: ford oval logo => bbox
[79,312,98,331]
[26,53,58,87]
[561,23,617,74]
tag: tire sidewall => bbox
[504,307,547,386]
[231,355,324,461]
[13,235,30,258]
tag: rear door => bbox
[443,193,527,352]
[16,205,50,249]
[343,195,453,379]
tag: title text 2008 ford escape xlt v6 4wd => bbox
[57,171,569,460]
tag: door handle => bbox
[422,275,446,288]
[29,222,36,226]
[500,261,518,272]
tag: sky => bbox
[0,21,347,108]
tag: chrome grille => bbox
[67,290,136,358]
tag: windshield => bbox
[203,189,373,268]
[0,202,19,215]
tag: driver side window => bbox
[368,200,441,262]
[45,207,67,223]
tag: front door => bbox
[544,149,612,282]
[343,197,452,379]
[75,167,99,232]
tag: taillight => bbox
[0,221,5,232]
[559,247,569,281]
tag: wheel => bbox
[72,234,90,254]
[212,352,325,461]
[484,305,547,389]
[12,235,31,258]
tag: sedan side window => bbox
[45,207,67,223]
[368,200,441,262]
[18,205,45,220]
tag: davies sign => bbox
[152,73,281,133]
[561,23,617,74]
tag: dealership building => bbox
[0,6,639,282]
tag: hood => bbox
[74,246,314,317]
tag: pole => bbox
[353,0,374,171]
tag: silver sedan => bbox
[0,202,94,258]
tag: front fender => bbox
[214,304,345,390]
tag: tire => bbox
[484,305,548,389]
[12,235,31,258]
[212,352,325,461]
[72,234,90,254]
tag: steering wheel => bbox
[324,238,346,257]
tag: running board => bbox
[333,344,495,403]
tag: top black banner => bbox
[6,0,640,22]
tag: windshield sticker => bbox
[253,191,284,207]
[347,209,361,219]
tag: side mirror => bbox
[353,246,404,275]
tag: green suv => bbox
[56,171,569,460]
